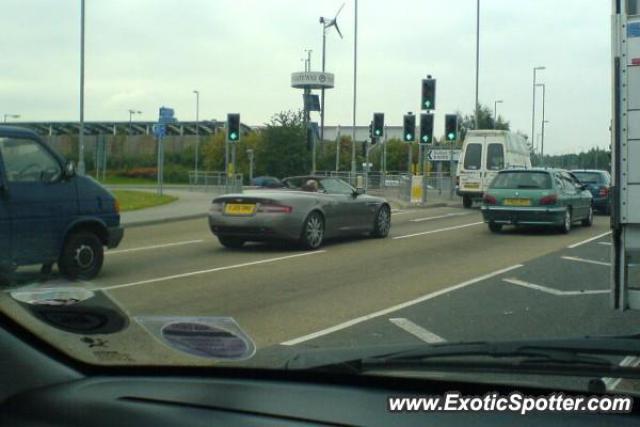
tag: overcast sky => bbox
[1,0,610,154]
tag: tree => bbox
[460,104,510,140]
[256,110,309,178]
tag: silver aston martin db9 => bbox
[208,176,391,249]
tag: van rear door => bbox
[484,137,505,190]
[459,140,483,193]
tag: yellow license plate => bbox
[464,182,480,189]
[224,203,256,215]
[503,198,531,207]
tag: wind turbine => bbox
[318,3,344,143]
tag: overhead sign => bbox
[427,149,461,162]
[158,107,176,124]
[291,72,335,89]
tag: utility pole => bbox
[193,90,200,182]
[351,0,358,180]
[78,0,86,175]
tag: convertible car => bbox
[208,176,391,249]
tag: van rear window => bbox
[486,143,504,170]
[463,143,482,170]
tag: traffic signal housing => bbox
[373,113,384,137]
[445,114,459,142]
[227,113,240,142]
[403,114,416,143]
[419,113,434,144]
[421,79,436,110]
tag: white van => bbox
[456,130,531,208]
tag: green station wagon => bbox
[480,169,593,233]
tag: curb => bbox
[122,213,208,229]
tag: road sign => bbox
[152,124,166,139]
[427,149,461,162]
[158,107,176,124]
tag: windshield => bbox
[3,0,638,397]
[490,171,552,189]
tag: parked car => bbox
[251,176,283,188]
[209,176,391,249]
[457,130,532,208]
[0,126,123,280]
[571,169,611,214]
[480,168,593,233]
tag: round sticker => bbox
[160,321,251,360]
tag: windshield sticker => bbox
[136,316,256,361]
[9,286,95,306]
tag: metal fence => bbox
[188,171,243,194]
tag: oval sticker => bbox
[160,321,252,360]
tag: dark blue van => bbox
[0,126,123,280]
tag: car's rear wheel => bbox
[218,236,245,249]
[582,205,594,227]
[488,222,502,233]
[463,195,473,209]
[372,205,391,238]
[58,231,104,280]
[300,211,324,250]
[559,209,572,234]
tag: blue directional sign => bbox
[158,107,176,124]
[152,124,166,139]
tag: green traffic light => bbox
[422,135,429,143]
[424,100,431,108]
[405,134,412,140]
[230,132,238,140]
[447,132,455,140]
[375,130,381,136]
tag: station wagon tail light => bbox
[483,194,497,205]
[540,194,558,205]
[258,203,293,214]
[599,186,609,197]
[210,201,224,212]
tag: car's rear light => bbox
[258,203,293,214]
[599,186,609,197]
[210,201,223,212]
[483,194,497,205]
[540,194,558,205]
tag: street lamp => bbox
[193,90,200,181]
[3,114,20,123]
[474,0,480,129]
[536,82,546,162]
[78,0,86,175]
[128,109,142,135]
[493,100,503,128]
[246,149,254,182]
[541,119,549,165]
[531,66,546,148]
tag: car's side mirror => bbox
[63,160,76,178]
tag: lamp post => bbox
[536,82,546,162]
[541,120,549,165]
[128,109,141,135]
[531,66,546,148]
[474,0,480,129]
[351,0,358,179]
[493,100,503,128]
[193,90,200,182]
[78,0,86,175]
[2,114,20,123]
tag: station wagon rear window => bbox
[463,143,482,170]
[490,171,552,190]
[572,172,605,184]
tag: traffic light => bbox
[421,79,436,110]
[403,114,416,143]
[368,122,374,139]
[445,114,459,142]
[373,113,384,137]
[227,113,240,142]
[419,113,434,144]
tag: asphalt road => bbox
[7,205,640,385]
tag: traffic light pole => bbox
[335,125,341,172]
[407,144,413,175]
[382,125,388,186]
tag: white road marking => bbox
[281,264,523,346]
[567,231,612,249]
[603,356,640,391]
[598,241,612,246]
[391,210,420,216]
[561,256,611,267]
[393,222,484,240]
[503,278,609,296]
[106,239,204,255]
[101,251,326,291]
[410,212,469,222]
[389,318,446,343]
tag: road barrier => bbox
[188,171,243,194]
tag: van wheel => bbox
[58,232,104,280]
[463,195,473,209]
